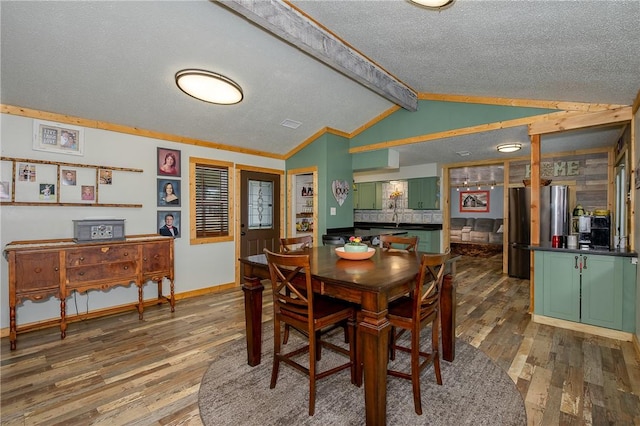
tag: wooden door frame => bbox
[235,165,285,287]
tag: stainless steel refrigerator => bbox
[508,185,569,279]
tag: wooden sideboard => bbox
[4,234,175,350]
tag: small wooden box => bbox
[73,219,125,243]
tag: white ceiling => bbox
[1,1,638,170]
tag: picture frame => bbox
[459,190,490,213]
[33,120,84,156]
[157,147,181,177]
[157,178,181,207]
[157,210,180,238]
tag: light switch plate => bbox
[330,207,336,215]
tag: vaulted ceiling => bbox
[1,1,638,170]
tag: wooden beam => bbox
[529,134,541,314]
[219,0,418,111]
[528,107,632,135]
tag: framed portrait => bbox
[61,169,77,186]
[33,120,84,156]
[157,178,181,207]
[81,185,95,201]
[0,181,11,200]
[39,183,56,201]
[157,147,181,177]
[157,210,180,238]
[99,169,113,185]
[459,190,490,213]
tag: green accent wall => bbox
[286,99,561,235]
[349,100,557,148]
[286,133,354,237]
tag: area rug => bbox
[198,323,526,425]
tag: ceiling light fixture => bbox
[175,69,243,105]
[497,143,522,153]
[408,0,455,10]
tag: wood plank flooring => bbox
[2,254,639,425]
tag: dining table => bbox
[239,245,458,426]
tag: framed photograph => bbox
[18,163,36,182]
[39,183,56,201]
[81,185,95,201]
[157,147,181,177]
[157,178,181,207]
[157,210,180,238]
[0,181,11,200]
[33,120,84,156]
[99,169,113,185]
[459,190,490,213]
[61,169,77,186]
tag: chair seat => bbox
[388,296,438,322]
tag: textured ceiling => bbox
[1,0,638,170]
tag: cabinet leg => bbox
[138,285,144,320]
[60,298,67,339]
[10,305,17,350]
[169,278,175,312]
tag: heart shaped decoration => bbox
[332,180,349,206]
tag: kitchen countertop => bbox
[529,244,637,258]
[353,222,443,231]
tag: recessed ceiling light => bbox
[280,119,302,129]
[175,69,243,105]
[497,143,522,153]
[408,0,455,10]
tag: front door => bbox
[240,170,281,258]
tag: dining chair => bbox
[386,249,450,415]
[380,234,418,252]
[280,235,313,252]
[264,249,357,416]
[321,235,346,246]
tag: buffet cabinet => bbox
[4,234,175,350]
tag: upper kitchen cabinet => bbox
[408,177,440,210]
[354,182,383,210]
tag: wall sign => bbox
[331,180,349,206]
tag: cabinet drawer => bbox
[66,245,139,266]
[67,261,138,285]
[14,251,60,295]
[142,243,171,274]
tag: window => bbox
[190,157,234,243]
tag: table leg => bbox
[441,273,456,362]
[359,303,390,426]
[242,274,265,367]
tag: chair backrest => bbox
[322,235,346,246]
[264,249,313,325]
[280,235,313,252]
[413,248,450,321]
[380,234,418,252]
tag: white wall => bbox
[0,113,284,329]
[353,163,439,182]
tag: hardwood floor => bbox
[2,254,639,425]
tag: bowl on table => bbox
[335,247,376,260]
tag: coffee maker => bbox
[590,215,611,250]
[578,214,611,250]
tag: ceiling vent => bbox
[456,151,471,157]
[280,119,302,129]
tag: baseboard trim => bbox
[532,314,633,341]
[0,282,239,339]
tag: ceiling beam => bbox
[218,0,418,111]
[528,106,632,135]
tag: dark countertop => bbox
[353,222,443,231]
[529,244,638,258]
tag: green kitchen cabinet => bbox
[405,229,440,253]
[534,251,634,331]
[354,182,383,210]
[407,177,440,210]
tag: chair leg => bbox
[283,324,290,344]
[389,326,396,361]
[270,318,282,389]
[355,312,363,386]
[315,330,322,361]
[348,316,357,385]
[309,329,317,416]
[411,328,422,415]
[432,319,443,385]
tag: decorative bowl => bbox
[343,243,368,253]
[335,247,376,260]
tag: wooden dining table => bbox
[239,245,457,426]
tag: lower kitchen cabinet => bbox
[534,250,636,332]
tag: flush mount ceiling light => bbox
[408,0,455,9]
[175,69,243,105]
[497,143,522,153]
